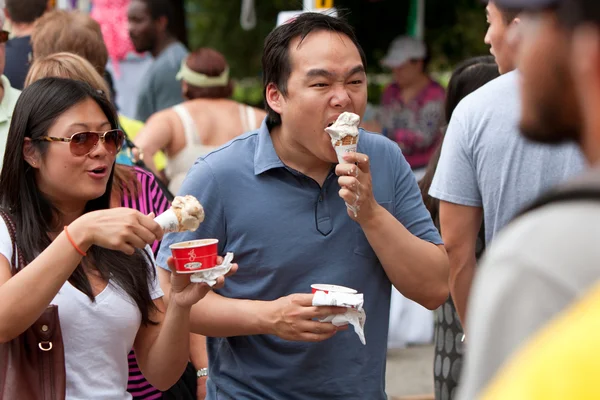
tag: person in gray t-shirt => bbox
[128,0,188,122]
[457,0,600,398]
[428,0,584,326]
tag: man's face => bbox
[517,11,581,143]
[485,3,516,74]
[127,0,157,53]
[275,30,367,164]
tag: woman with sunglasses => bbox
[23,52,197,399]
[0,77,230,399]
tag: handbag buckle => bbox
[38,341,53,351]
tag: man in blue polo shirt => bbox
[156,12,448,400]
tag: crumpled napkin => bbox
[190,252,234,286]
[312,290,366,345]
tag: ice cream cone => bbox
[154,209,180,233]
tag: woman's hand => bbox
[167,256,238,309]
[69,208,164,255]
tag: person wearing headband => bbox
[133,47,265,195]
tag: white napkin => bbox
[190,253,234,286]
[312,290,366,345]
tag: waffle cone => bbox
[334,136,358,146]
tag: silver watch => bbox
[197,368,208,378]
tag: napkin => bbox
[312,290,366,345]
[190,252,234,286]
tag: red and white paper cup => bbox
[169,239,219,274]
[311,284,358,294]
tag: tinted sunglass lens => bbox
[105,130,124,154]
[70,132,98,156]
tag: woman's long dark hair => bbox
[419,56,500,225]
[0,78,157,325]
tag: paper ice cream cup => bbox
[154,209,180,233]
[311,284,358,294]
[169,239,219,274]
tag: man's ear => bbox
[4,8,10,22]
[23,138,40,169]
[265,83,284,115]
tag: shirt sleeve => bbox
[390,143,443,245]
[0,218,13,268]
[155,159,227,271]
[457,238,576,400]
[429,103,482,207]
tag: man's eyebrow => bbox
[306,68,334,78]
[305,65,365,79]
[347,65,366,77]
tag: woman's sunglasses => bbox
[34,129,125,157]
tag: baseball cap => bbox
[380,36,426,69]
[493,0,560,10]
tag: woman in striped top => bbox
[115,164,170,400]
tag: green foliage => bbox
[186,0,489,106]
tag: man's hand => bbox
[266,294,348,342]
[335,152,379,224]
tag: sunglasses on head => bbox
[0,31,9,45]
[34,129,125,157]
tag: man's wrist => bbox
[197,367,208,378]
[360,203,387,230]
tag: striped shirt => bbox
[121,166,170,255]
[122,165,170,399]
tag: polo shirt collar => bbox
[254,119,285,175]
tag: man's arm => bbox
[157,268,346,339]
[336,151,449,310]
[439,201,483,325]
[362,206,448,310]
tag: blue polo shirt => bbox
[156,121,442,400]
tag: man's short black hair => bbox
[495,3,523,24]
[558,0,600,30]
[262,12,367,128]
[139,0,175,33]
[6,0,47,24]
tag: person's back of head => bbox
[444,56,501,123]
[31,10,108,76]
[485,0,523,74]
[5,0,47,25]
[24,52,110,96]
[261,12,366,128]
[177,47,233,100]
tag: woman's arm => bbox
[133,297,192,391]
[0,208,163,343]
[133,111,176,176]
[0,230,88,342]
